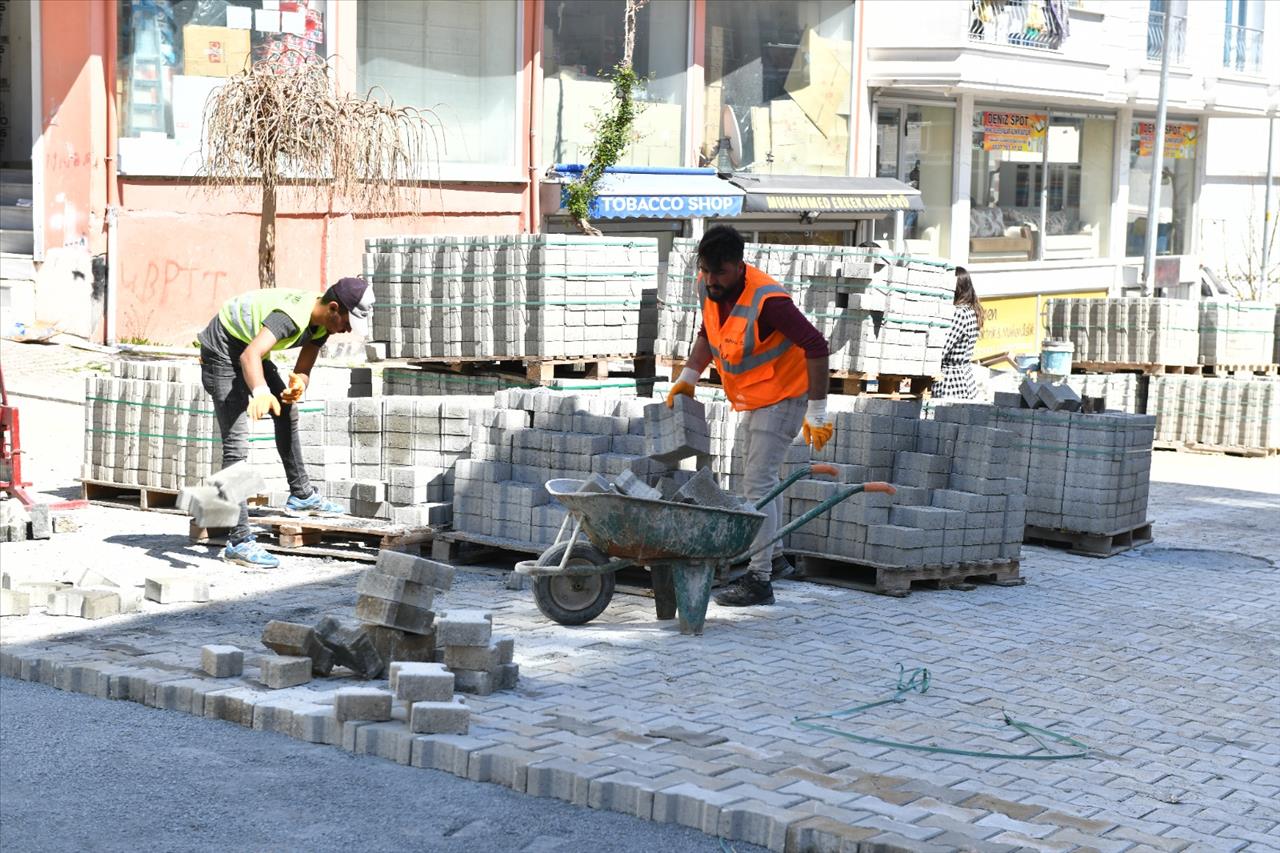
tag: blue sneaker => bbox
[284,491,344,517]
[223,538,280,569]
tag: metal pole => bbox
[1263,116,1275,298]
[1143,9,1174,296]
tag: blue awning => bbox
[549,166,744,220]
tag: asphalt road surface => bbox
[0,677,762,853]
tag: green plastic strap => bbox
[793,665,1090,761]
[87,426,223,443]
[86,396,323,415]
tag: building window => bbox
[968,109,1112,262]
[358,0,519,169]
[1223,0,1265,73]
[872,104,954,258]
[702,0,854,176]
[116,0,329,175]
[542,0,688,168]
[1126,119,1199,257]
[1146,0,1187,63]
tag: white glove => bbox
[676,367,701,388]
[805,398,829,427]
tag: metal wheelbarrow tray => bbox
[517,467,895,636]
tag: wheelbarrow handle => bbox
[734,481,896,564]
[751,463,842,511]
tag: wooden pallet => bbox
[192,515,437,562]
[655,357,932,398]
[790,550,1023,597]
[1199,363,1279,377]
[407,354,656,385]
[1150,440,1275,458]
[80,479,268,514]
[1023,521,1153,558]
[1072,361,1198,376]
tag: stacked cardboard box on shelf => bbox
[657,238,955,376]
[1197,301,1277,366]
[1146,375,1280,451]
[1045,297,1198,365]
[366,235,659,361]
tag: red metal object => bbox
[0,363,88,511]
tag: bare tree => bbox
[1220,203,1280,302]
[200,51,438,288]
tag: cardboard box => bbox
[182,25,252,77]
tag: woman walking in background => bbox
[936,266,983,399]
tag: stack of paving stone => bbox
[657,238,955,375]
[1064,373,1141,414]
[365,234,659,360]
[989,402,1155,534]
[1145,375,1280,451]
[1045,297,1198,365]
[781,400,1025,567]
[82,360,365,494]
[1197,301,1277,366]
[437,610,517,696]
[451,389,651,546]
[1,566,143,619]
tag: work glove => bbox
[280,372,309,404]
[802,398,835,452]
[665,366,701,408]
[247,388,282,420]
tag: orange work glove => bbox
[280,372,309,404]
[247,388,282,420]
[802,398,835,452]
[665,366,701,408]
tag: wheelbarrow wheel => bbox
[532,541,615,626]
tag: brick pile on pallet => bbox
[657,239,955,375]
[1064,373,1142,413]
[1046,297,1198,365]
[780,400,1025,568]
[1197,301,1276,367]
[1146,375,1280,452]
[452,389,651,546]
[988,404,1154,534]
[365,234,659,360]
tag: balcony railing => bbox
[1146,11,1186,63]
[969,0,1067,52]
[1223,23,1264,73]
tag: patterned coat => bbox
[936,303,979,399]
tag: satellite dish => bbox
[720,104,743,169]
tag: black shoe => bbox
[770,555,799,581]
[713,576,775,607]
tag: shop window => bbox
[1126,120,1198,257]
[542,0,688,168]
[116,0,329,175]
[968,109,1111,262]
[702,0,854,176]
[358,0,518,169]
[871,104,954,258]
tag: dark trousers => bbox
[200,348,313,543]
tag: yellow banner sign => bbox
[982,111,1048,152]
[759,194,915,213]
[1137,121,1198,159]
[975,291,1107,361]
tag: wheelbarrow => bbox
[515,464,896,636]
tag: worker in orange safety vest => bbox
[666,224,833,607]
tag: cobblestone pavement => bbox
[2,392,1278,851]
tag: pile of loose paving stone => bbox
[1045,297,1199,365]
[658,238,955,376]
[1,563,210,619]
[1147,374,1280,451]
[366,234,659,360]
[1197,301,1276,366]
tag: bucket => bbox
[1040,339,1074,376]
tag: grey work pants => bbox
[739,394,807,582]
[200,349,313,543]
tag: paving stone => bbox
[410,734,496,777]
[466,744,545,791]
[0,588,30,616]
[354,596,433,635]
[334,687,393,722]
[588,771,663,819]
[525,757,614,806]
[313,616,384,679]
[354,720,416,764]
[374,550,454,591]
[409,697,470,734]
[362,623,435,664]
[260,620,335,676]
[785,814,881,852]
[355,572,436,611]
[200,645,244,678]
[443,640,506,671]
[717,800,806,853]
[394,662,454,702]
[651,782,746,835]
[452,668,494,696]
[435,610,493,646]
[143,576,210,604]
[259,656,312,689]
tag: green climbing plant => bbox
[565,0,649,236]
[564,64,642,234]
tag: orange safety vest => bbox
[702,264,809,412]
